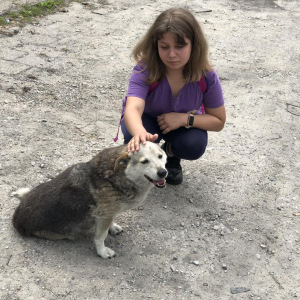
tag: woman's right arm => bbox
[124,96,158,152]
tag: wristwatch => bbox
[185,114,194,129]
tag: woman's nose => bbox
[168,48,176,58]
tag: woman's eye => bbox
[141,159,149,164]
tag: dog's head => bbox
[114,142,167,189]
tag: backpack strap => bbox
[198,75,207,94]
[197,75,208,114]
[148,82,160,93]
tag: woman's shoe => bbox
[161,143,183,185]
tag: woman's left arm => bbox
[193,105,226,131]
[157,105,226,134]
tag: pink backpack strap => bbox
[198,75,207,114]
[198,75,207,94]
[148,82,160,93]
[113,98,127,142]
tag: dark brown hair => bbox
[132,8,213,84]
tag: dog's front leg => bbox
[94,217,115,259]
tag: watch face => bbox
[189,115,194,126]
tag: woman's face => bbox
[157,32,192,73]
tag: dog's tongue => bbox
[153,179,165,185]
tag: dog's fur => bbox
[12,142,167,258]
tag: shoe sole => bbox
[166,177,183,185]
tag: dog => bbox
[12,142,167,258]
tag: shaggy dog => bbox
[12,142,167,258]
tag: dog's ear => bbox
[114,152,130,172]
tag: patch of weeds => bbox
[0,0,68,28]
[37,0,58,8]
[7,12,19,19]
[0,17,8,26]
[97,0,109,4]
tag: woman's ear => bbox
[114,152,130,172]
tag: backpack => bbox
[113,75,208,142]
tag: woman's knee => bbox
[170,130,207,160]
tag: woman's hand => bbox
[157,112,187,134]
[128,131,158,153]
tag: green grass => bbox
[7,11,19,19]
[0,16,8,25]
[0,0,70,27]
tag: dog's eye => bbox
[141,159,149,164]
[158,154,163,159]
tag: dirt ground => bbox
[0,0,299,299]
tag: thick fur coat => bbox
[12,142,167,258]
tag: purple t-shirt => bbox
[124,64,224,118]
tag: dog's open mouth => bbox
[144,175,166,189]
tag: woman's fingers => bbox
[128,132,158,152]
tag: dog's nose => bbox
[157,169,167,178]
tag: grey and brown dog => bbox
[12,142,167,258]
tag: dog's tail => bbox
[15,188,30,199]
[12,188,31,236]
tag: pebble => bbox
[260,244,267,249]
[222,263,227,270]
[170,265,175,272]
[213,225,219,231]
[192,260,200,266]
[230,287,250,294]
[180,222,185,227]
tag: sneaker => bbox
[161,143,183,185]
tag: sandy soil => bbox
[0,0,299,299]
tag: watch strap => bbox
[185,114,194,129]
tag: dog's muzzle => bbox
[145,169,167,189]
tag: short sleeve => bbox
[202,70,225,109]
[126,64,149,101]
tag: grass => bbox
[0,0,72,27]
[0,17,8,25]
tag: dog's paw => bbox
[97,247,116,259]
[109,223,123,235]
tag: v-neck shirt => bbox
[125,64,224,118]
